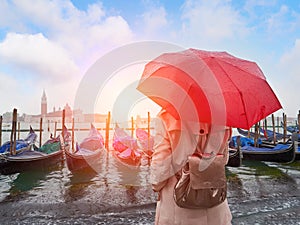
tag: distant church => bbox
[38,90,78,123]
[41,89,47,116]
[24,90,107,123]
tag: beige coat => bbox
[150,110,232,225]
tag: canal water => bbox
[0,124,299,224]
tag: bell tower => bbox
[41,89,47,116]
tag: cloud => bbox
[9,0,134,65]
[244,0,277,13]
[0,0,27,33]
[266,5,290,33]
[275,39,300,116]
[140,6,168,36]
[0,71,41,115]
[180,0,248,43]
[0,0,135,114]
[243,1,300,37]
[0,32,79,82]
[280,39,300,80]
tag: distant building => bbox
[41,89,47,116]
[83,113,107,123]
[23,91,107,124]
[2,111,19,122]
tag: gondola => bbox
[64,124,104,173]
[0,126,37,154]
[259,127,289,142]
[112,125,141,167]
[295,149,300,161]
[112,147,141,167]
[237,128,265,140]
[290,133,300,161]
[281,121,298,133]
[237,127,292,146]
[229,134,296,163]
[237,127,273,142]
[136,128,154,165]
[241,142,295,163]
[226,135,242,167]
[227,147,242,167]
[0,128,69,175]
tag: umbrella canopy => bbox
[137,48,282,129]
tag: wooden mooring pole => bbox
[254,123,259,147]
[131,116,134,138]
[283,113,287,143]
[10,108,17,155]
[72,117,75,153]
[105,111,111,150]
[147,112,151,138]
[272,114,276,144]
[39,117,43,147]
[263,118,268,139]
[17,121,20,140]
[298,110,300,133]
[147,112,151,165]
[0,116,2,147]
[277,116,280,133]
[54,121,57,138]
[62,109,65,139]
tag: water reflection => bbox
[10,170,47,193]
[226,168,246,200]
[125,185,138,204]
[0,143,298,224]
[242,160,297,181]
[233,160,298,201]
[103,152,144,186]
[64,168,98,202]
[2,163,63,202]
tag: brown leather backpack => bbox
[173,127,230,209]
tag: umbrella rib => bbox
[218,58,266,80]
[213,60,250,128]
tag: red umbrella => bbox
[137,48,282,129]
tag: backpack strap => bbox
[193,127,210,158]
[194,126,231,159]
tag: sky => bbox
[0,0,300,121]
